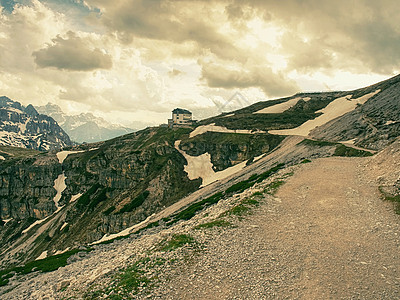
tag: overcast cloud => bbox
[33,31,113,71]
[0,0,398,128]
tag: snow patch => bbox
[190,123,266,138]
[22,216,50,234]
[56,149,96,164]
[19,118,30,134]
[60,222,68,231]
[340,138,356,145]
[253,154,265,162]
[254,97,311,114]
[269,90,380,137]
[91,214,155,245]
[385,120,398,125]
[36,251,48,260]
[2,218,12,224]
[6,107,23,114]
[222,113,235,118]
[70,193,82,202]
[175,140,247,187]
[56,150,85,164]
[53,173,67,210]
[54,248,70,255]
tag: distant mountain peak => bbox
[0,97,72,150]
[24,104,39,117]
[35,103,134,143]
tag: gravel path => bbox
[158,157,400,299]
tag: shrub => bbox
[301,159,312,164]
[333,144,373,157]
[103,205,115,216]
[118,191,150,214]
[157,234,195,252]
[174,192,223,221]
[194,219,232,229]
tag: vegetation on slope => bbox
[198,92,345,131]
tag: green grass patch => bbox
[194,219,232,229]
[225,181,254,194]
[117,191,150,214]
[228,204,250,217]
[333,144,373,157]
[301,159,312,164]
[241,198,260,206]
[264,180,285,194]
[252,191,263,197]
[255,163,285,183]
[221,193,262,219]
[0,248,93,286]
[103,205,115,216]
[225,163,285,195]
[86,257,167,299]
[300,139,373,157]
[115,260,151,292]
[299,139,337,147]
[157,234,196,252]
[0,270,13,286]
[173,192,223,222]
[135,221,160,235]
[77,183,101,207]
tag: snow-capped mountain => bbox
[36,103,134,143]
[0,96,72,151]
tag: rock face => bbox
[0,127,202,266]
[36,103,134,143]
[179,132,285,171]
[0,154,61,250]
[310,75,400,150]
[0,96,72,151]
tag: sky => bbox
[0,0,399,129]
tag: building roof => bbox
[172,108,192,115]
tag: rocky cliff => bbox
[0,96,72,151]
[310,75,400,150]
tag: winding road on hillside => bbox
[161,157,400,299]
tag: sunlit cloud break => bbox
[0,0,398,128]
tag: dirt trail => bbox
[162,157,400,299]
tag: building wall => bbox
[173,113,192,124]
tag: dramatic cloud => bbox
[201,61,298,97]
[33,31,112,71]
[0,0,398,128]
[233,0,400,74]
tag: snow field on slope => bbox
[268,90,380,137]
[175,140,247,187]
[189,124,266,138]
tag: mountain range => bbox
[35,103,134,144]
[0,96,71,151]
[0,74,399,298]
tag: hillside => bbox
[36,103,134,143]
[0,97,72,151]
[0,75,399,299]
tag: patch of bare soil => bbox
[161,157,400,299]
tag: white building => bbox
[168,108,193,128]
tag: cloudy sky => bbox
[0,0,399,128]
